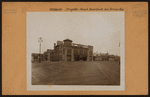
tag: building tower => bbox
[63,38,74,61]
[63,38,73,47]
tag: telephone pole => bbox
[38,37,43,63]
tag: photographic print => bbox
[27,12,125,91]
[2,2,148,95]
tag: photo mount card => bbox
[2,2,148,95]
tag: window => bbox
[89,51,93,55]
[63,49,65,54]
[67,49,71,55]
[74,49,78,55]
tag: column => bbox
[87,50,89,61]
[71,49,74,61]
[92,51,93,61]
[78,48,80,55]
[65,48,67,61]
[62,49,63,55]
[62,49,63,61]
[48,52,50,61]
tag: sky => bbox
[27,12,124,56]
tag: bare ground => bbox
[32,61,120,85]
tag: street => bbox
[32,61,120,85]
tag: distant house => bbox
[94,54,109,61]
[101,54,109,61]
[43,49,53,61]
[114,55,120,64]
[95,56,102,61]
[31,53,44,62]
[93,53,96,56]
[32,53,39,60]
[108,55,115,61]
[43,52,48,61]
[94,53,120,62]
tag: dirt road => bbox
[32,61,120,85]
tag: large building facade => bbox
[49,39,93,61]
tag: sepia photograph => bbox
[27,12,125,90]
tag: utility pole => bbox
[38,37,43,63]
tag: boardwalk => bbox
[32,61,120,85]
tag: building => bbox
[108,55,115,61]
[43,49,53,61]
[94,56,103,61]
[49,38,93,61]
[31,53,44,62]
[94,53,109,61]
[114,55,120,61]
[114,55,120,65]
[95,54,109,61]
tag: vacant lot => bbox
[32,61,120,85]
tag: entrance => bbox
[74,55,79,61]
[83,56,87,61]
[79,55,83,61]
[67,55,71,61]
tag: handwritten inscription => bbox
[50,8,62,11]
[50,8,124,11]
[110,8,124,11]
[132,3,147,17]
[3,2,17,14]
[65,8,78,11]
[80,8,88,11]
[89,8,103,10]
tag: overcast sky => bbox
[27,12,124,56]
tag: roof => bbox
[32,53,43,56]
[32,53,39,56]
[115,56,120,59]
[96,55,107,58]
[100,54,108,57]
[115,55,120,57]
[109,55,115,58]
[63,38,73,42]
